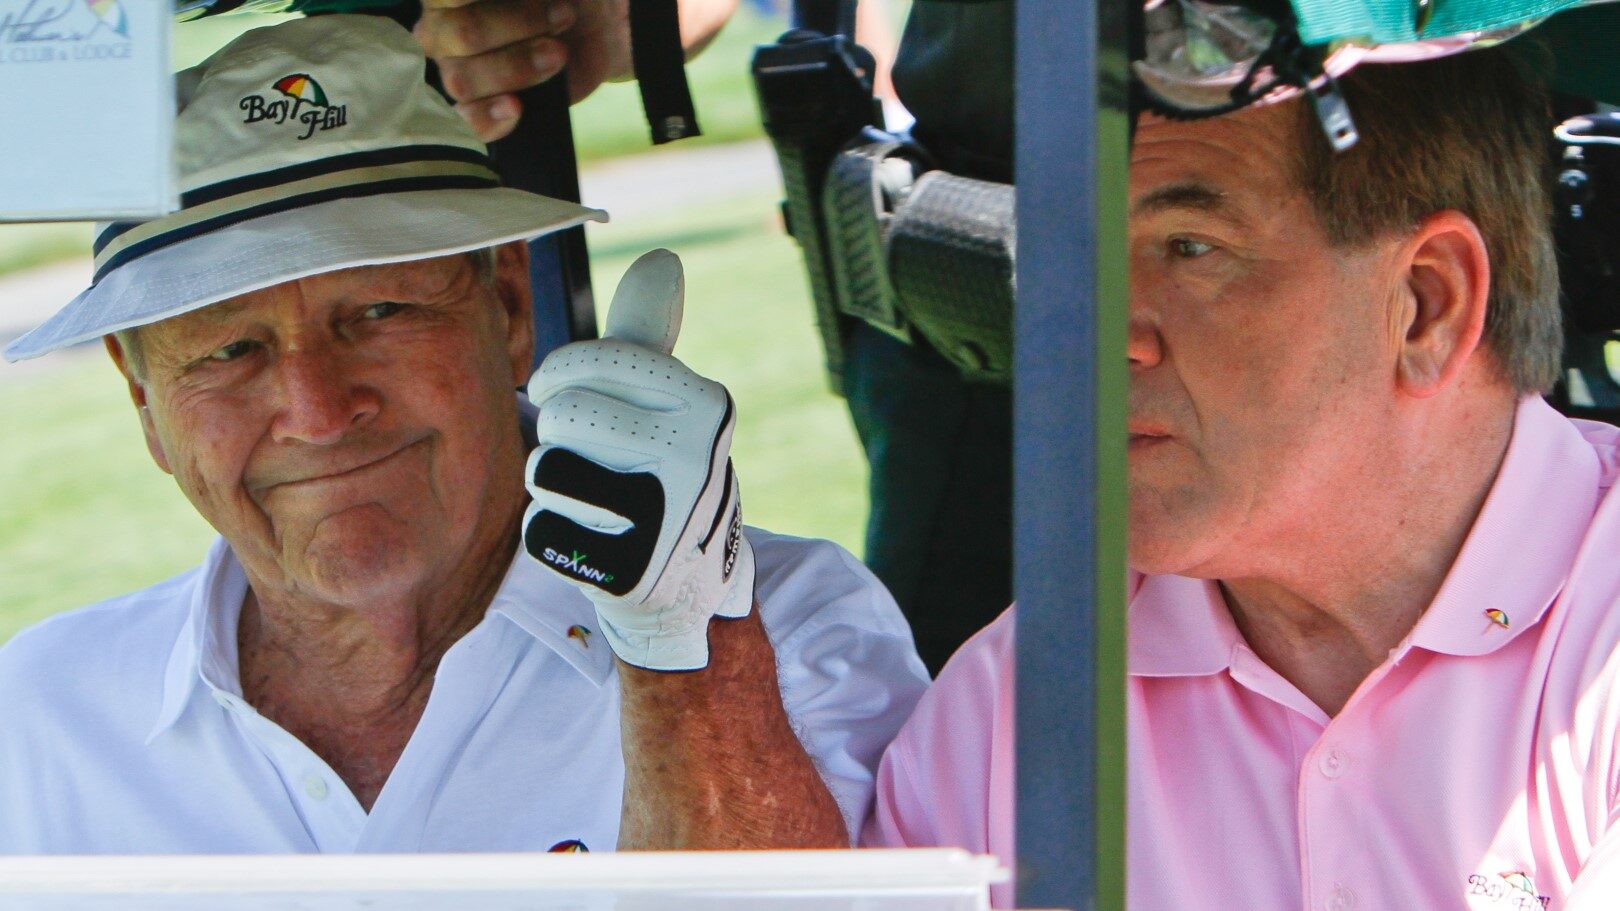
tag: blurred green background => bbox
[0,6,870,642]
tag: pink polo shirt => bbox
[864,397,1620,910]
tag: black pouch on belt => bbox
[824,130,1017,385]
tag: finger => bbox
[521,452,662,598]
[683,404,738,537]
[533,389,669,471]
[415,0,575,59]
[528,338,715,414]
[525,442,651,525]
[605,249,683,355]
[525,487,636,535]
[433,37,566,106]
[454,96,522,143]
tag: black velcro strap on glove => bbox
[523,448,665,597]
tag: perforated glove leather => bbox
[522,249,755,671]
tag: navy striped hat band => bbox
[91,143,501,285]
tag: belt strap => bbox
[630,0,700,144]
[823,135,1017,384]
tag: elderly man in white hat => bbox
[0,14,926,853]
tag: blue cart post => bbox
[1014,0,1130,909]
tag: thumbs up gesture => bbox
[523,249,755,671]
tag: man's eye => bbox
[1169,238,1215,259]
[363,302,405,320]
[207,340,258,362]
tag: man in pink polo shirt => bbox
[863,45,1620,911]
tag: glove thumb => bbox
[604,248,684,356]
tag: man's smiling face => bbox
[1126,103,1409,578]
[112,247,534,608]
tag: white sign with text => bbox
[0,0,173,221]
[0,849,1006,911]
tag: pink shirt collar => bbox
[1129,396,1604,677]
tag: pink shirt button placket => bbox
[1304,740,1355,910]
[1318,746,1349,780]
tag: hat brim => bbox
[3,187,607,361]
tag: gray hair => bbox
[466,246,499,285]
[112,327,145,381]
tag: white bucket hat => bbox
[3,14,607,362]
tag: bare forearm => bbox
[617,608,847,850]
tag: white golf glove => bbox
[523,249,756,671]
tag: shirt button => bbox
[1326,883,1356,911]
[1319,747,1350,780]
[303,774,329,801]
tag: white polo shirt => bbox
[0,529,928,854]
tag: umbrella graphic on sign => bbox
[84,0,128,37]
[272,74,330,107]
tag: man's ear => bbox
[1393,210,1492,399]
[491,240,535,388]
[104,334,172,476]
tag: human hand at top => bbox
[414,0,631,141]
[414,0,739,142]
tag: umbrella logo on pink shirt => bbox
[1484,609,1510,630]
[1465,870,1548,907]
[1499,872,1536,894]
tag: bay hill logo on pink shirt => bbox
[1465,871,1549,909]
[239,74,348,140]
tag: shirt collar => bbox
[146,538,615,743]
[1128,572,1243,677]
[147,537,246,743]
[1404,396,1602,657]
[1127,397,1603,677]
[487,554,615,686]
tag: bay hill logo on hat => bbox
[2,13,606,363]
[240,73,349,141]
